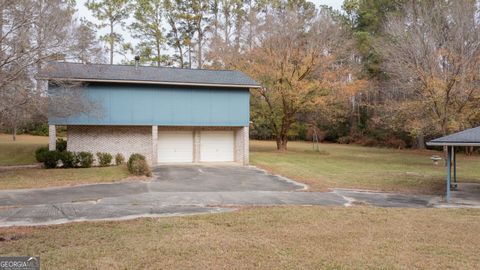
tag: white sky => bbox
[75,0,344,63]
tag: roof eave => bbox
[37,77,262,89]
[426,142,480,146]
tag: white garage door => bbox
[200,131,234,162]
[158,131,193,163]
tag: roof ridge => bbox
[49,61,240,73]
[39,61,261,88]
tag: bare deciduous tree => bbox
[0,0,102,140]
[378,0,480,140]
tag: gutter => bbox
[36,77,262,89]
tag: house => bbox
[38,62,261,165]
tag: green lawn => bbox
[0,134,48,166]
[251,140,480,194]
[0,166,131,190]
[0,206,479,269]
[0,134,132,189]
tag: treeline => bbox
[1,0,479,150]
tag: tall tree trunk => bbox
[188,45,192,69]
[0,4,3,63]
[12,123,17,141]
[415,133,425,149]
[276,136,282,150]
[213,3,218,39]
[276,134,288,151]
[156,42,161,67]
[109,22,114,65]
[178,44,184,68]
[275,120,292,151]
[197,33,203,68]
[466,146,474,156]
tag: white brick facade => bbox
[66,125,249,166]
[67,125,153,165]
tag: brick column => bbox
[193,130,201,162]
[234,126,249,165]
[49,125,56,151]
[242,126,249,165]
[152,126,158,165]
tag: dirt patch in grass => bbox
[0,206,479,269]
[250,140,480,195]
[0,166,131,190]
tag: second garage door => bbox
[158,131,193,163]
[200,131,234,162]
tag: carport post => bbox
[446,146,452,203]
[453,146,457,183]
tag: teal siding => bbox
[49,83,250,126]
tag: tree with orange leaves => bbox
[236,5,364,150]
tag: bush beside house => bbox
[35,140,150,176]
[76,152,94,168]
[115,153,125,165]
[35,146,49,163]
[127,154,151,176]
[96,152,113,167]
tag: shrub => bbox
[76,152,94,168]
[127,153,145,169]
[337,136,351,144]
[129,159,151,176]
[35,146,49,162]
[357,137,379,147]
[96,152,113,167]
[115,153,125,165]
[385,138,407,149]
[56,138,67,152]
[127,153,151,176]
[30,123,49,136]
[59,151,75,168]
[43,151,60,169]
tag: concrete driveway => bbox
[150,165,306,192]
[0,165,304,207]
[0,165,456,227]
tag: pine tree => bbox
[85,0,131,64]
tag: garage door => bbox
[158,131,193,163]
[200,131,234,162]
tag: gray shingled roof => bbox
[427,126,480,146]
[37,62,261,88]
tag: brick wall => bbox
[66,125,249,166]
[234,127,249,165]
[67,125,153,165]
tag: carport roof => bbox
[37,62,262,88]
[426,126,480,146]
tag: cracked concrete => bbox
[0,165,478,227]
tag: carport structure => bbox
[427,126,480,202]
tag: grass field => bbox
[250,140,480,194]
[0,134,131,189]
[0,134,48,166]
[0,206,479,269]
[0,166,130,190]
